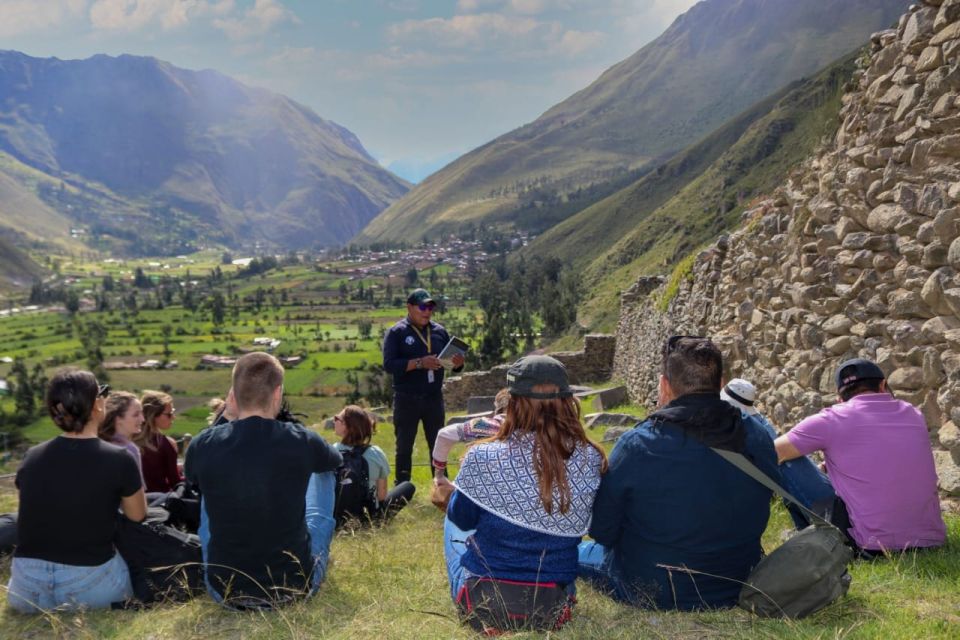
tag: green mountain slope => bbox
[0,51,409,254]
[356,0,907,244]
[0,235,44,292]
[572,53,857,332]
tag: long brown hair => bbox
[492,387,607,514]
[135,390,172,451]
[339,405,375,446]
[99,391,138,441]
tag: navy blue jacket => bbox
[589,394,778,610]
[382,318,453,394]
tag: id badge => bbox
[427,369,435,384]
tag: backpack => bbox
[0,512,17,556]
[113,514,204,604]
[334,445,376,526]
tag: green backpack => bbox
[711,448,854,619]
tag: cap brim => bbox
[720,390,758,415]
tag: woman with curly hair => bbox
[442,355,607,632]
[135,390,182,493]
[8,369,147,612]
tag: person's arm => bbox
[432,424,461,470]
[310,431,344,472]
[774,434,804,463]
[376,477,388,502]
[588,435,634,546]
[121,489,148,522]
[164,436,183,486]
[382,327,412,375]
[446,490,482,531]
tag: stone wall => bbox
[443,334,616,410]
[613,0,960,495]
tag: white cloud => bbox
[0,0,87,37]
[89,0,234,32]
[456,0,581,15]
[212,0,298,40]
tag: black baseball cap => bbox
[506,355,572,399]
[835,358,885,392]
[407,288,434,305]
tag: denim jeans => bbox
[577,541,631,603]
[198,471,336,606]
[7,552,133,613]
[443,516,475,601]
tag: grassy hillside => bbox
[357,0,907,245]
[565,52,857,332]
[0,235,43,292]
[0,51,409,253]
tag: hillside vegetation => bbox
[0,51,409,255]
[356,0,908,245]
[534,52,858,332]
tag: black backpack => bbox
[334,445,376,526]
[113,514,204,604]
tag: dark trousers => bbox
[393,391,445,484]
[378,481,416,521]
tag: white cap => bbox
[720,378,758,415]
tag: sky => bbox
[0,0,699,182]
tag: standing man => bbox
[383,288,464,484]
[774,358,946,554]
[185,352,342,608]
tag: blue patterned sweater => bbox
[447,491,580,585]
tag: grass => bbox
[0,417,957,639]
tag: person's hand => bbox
[422,355,443,370]
[451,353,465,368]
[431,475,455,512]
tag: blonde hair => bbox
[232,352,284,412]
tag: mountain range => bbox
[356,0,909,244]
[0,51,409,256]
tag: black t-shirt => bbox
[15,436,142,566]
[184,417,342,602]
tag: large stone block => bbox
[933,450,960,496]
[888,366,926,390]
[593,385,629,412]
[466,396,496,415]
[939,420,960,451]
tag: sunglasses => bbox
[417,303,436,311]
[665,335,709,353]
[97,384,111,398]
[333,415,344,423]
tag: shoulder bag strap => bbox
[710,447,834,529]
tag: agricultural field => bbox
[0,246,489,449]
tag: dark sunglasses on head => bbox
[665,335,708,353]
[97,384,111,398]
[418,303,436,311]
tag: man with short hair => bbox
[185,352,342,607]
[383,288,464,484]
[774,358,946,554]
[579,336,778,610]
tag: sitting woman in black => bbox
[7,369,147,613]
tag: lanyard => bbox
[410,324,431,352]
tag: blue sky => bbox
[0,1,698,182]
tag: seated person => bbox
[721,378,835,528]
[332,405,415,526]
[99,391,146,479]
[444,356,606,630]
[579,336,778,611]
[774,358,946,554]
[135,391,183,493]
[8,369,146,613]
[185,353,342,608]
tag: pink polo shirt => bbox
[787,393,946,551]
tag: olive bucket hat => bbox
[505,355,572,399]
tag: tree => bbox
[161,324,173,362]
[78,320,109,381]
[65,290,80,315]
[134,267,153,288]
[405,267,418,287]
[11,358,35,425]
[209,292,226,326]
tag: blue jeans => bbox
[443,516,475,602]
[577,541,631,603]
[752,415,835,528]
[198,471,336,605]
[7,552,132,613]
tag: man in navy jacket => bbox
[383,288,464,484]
[578,336,778,610]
